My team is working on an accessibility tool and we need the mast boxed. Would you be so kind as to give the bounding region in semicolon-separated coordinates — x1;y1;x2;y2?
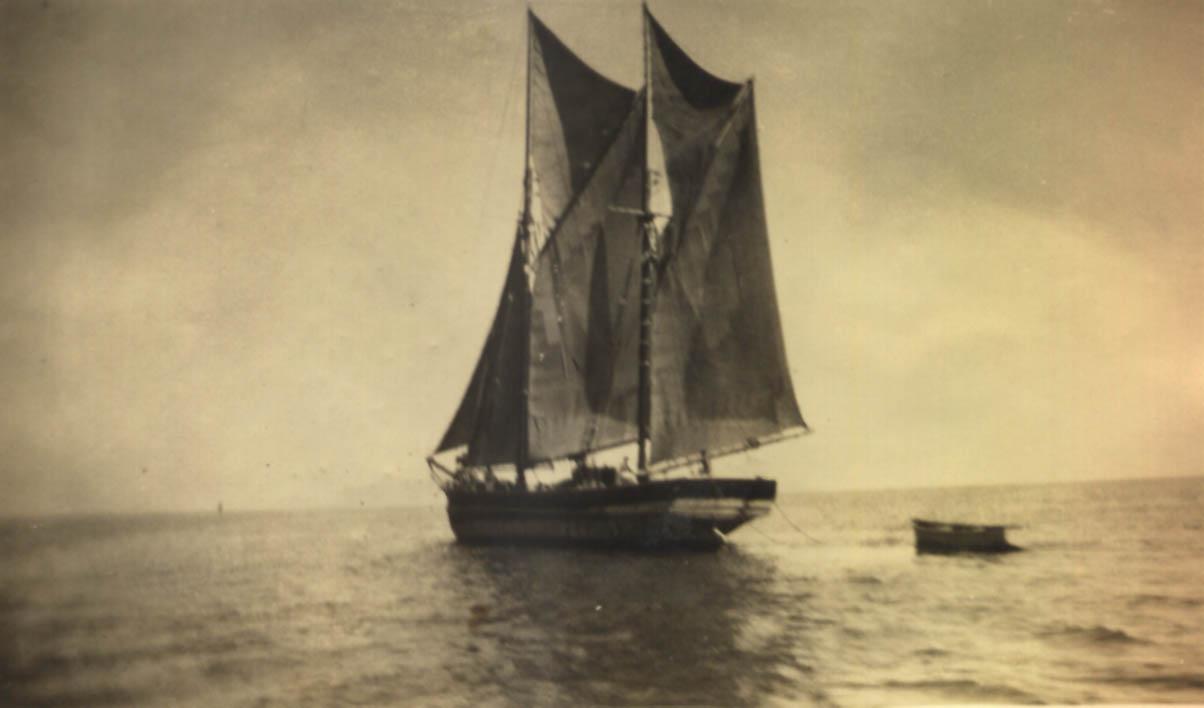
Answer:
637;3;654;480
516;11;535;490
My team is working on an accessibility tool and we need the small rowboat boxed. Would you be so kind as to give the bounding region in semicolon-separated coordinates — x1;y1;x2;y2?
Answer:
912;518;1021;554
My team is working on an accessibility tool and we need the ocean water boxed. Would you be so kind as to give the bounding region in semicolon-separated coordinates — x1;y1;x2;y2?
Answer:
1;476;1201;707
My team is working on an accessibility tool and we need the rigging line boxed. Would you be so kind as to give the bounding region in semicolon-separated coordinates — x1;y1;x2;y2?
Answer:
476;14;527;251
746;518;779;545
773;500;821;544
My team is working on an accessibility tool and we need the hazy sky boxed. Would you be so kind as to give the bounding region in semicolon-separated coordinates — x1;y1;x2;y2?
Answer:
1;0;1200;515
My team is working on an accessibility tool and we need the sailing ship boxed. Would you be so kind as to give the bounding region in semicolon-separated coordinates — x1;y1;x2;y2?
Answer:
426;6;808;550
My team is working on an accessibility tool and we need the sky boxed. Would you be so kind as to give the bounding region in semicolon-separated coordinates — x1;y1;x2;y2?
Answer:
1;0;1200;515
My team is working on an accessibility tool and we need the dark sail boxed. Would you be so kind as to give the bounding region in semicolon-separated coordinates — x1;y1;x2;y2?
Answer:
527;98;644;462
437;12;640;465
435;234;528;464
646;10;806;466
526;12;637;257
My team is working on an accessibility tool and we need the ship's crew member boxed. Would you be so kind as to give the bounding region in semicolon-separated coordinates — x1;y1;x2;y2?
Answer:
451;455;472;489
452;454;469;488
618;457;636;485
569;452;590;487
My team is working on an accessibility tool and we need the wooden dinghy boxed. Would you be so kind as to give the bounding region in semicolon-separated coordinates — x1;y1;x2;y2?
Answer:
912;518;1021;554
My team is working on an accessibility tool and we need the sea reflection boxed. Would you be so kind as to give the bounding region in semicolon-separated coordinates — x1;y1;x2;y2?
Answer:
439;544;824;706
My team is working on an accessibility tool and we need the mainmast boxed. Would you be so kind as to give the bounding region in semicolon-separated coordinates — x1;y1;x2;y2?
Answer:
516;11;536;490
636;4;655;480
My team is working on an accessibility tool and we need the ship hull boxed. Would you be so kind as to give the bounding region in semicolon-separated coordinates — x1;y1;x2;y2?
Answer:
445;478;775;551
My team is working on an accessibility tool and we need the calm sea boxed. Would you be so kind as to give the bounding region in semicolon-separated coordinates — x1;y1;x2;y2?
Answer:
2;476;1201;706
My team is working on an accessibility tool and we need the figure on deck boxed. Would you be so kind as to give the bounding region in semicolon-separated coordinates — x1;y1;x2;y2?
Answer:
618;457;636;485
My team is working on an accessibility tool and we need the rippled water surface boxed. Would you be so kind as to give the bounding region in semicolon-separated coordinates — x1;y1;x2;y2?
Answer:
2;476;1202;706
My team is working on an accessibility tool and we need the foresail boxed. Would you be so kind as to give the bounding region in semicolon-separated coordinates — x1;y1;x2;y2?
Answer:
435;235;527;465
646;10;806;466
438;12;641;466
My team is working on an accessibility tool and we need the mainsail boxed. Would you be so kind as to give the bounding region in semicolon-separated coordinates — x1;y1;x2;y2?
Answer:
644;10;806;466
437;9;805;470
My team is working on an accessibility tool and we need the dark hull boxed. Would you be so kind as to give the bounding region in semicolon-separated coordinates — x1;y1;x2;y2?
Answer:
445;478;776;551
912;518;1020;554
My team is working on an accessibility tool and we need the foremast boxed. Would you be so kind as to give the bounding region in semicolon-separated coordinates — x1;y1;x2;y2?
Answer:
636;4;655;481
